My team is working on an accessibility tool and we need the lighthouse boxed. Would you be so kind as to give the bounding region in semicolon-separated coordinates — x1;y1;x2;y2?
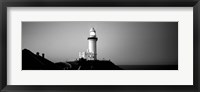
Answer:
87;27;98;60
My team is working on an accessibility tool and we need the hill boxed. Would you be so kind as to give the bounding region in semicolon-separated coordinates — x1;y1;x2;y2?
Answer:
22;49;61;70
22;49;122;70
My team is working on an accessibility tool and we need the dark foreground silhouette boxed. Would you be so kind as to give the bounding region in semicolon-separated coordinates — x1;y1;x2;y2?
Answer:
22;49;178;70
22;49;121;70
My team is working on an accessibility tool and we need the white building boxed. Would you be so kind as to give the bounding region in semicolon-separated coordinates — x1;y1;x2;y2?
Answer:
79;28;98;60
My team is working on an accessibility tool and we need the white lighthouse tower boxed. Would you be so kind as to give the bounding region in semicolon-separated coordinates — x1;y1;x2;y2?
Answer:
87;27;98;60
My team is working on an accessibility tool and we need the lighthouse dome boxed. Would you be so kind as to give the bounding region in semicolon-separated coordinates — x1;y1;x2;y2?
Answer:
89;27;96;37
90;27;96;32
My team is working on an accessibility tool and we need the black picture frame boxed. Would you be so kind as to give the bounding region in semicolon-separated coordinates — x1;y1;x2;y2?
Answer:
0;0;199;92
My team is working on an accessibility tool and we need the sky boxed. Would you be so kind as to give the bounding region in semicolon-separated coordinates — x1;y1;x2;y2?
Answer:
22;22;178;65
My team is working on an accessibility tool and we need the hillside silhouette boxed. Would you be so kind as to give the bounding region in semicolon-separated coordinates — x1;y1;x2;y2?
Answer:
22;49;61;70
22;49;122;70
22;49;177;70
